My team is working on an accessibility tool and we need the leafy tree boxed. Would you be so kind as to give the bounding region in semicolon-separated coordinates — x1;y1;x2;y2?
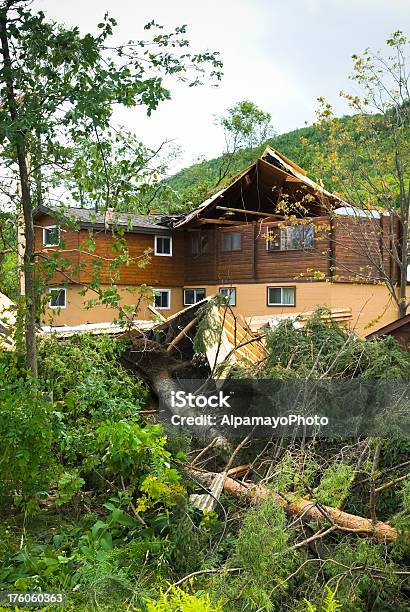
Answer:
0;0;222;376
215;99;275;186
165;100;275;210
219;99;275;151
57;128;179;214
0;351;55;509
0;209;16;296
311;31;409;317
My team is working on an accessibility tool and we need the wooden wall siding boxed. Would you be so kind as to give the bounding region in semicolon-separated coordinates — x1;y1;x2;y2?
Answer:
184;217;331;285
184;229;217;284
332;215;397;283
35;214;185;287
217;225;255;282
77;230;185;287
254;217;330;282
34;214;80;283
35;211;400;291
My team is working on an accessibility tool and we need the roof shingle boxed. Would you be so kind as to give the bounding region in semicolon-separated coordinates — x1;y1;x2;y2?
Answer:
33;205;177;233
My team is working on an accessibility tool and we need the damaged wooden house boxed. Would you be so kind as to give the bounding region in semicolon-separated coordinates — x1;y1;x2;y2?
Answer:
33;146;409;337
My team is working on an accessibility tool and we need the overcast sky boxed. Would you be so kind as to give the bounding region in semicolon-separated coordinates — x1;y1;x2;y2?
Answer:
33;0;409;172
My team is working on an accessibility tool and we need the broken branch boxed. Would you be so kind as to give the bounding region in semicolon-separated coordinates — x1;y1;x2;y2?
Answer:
187;468;398;542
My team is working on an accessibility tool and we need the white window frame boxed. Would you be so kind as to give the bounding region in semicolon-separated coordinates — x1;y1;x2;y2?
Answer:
219;287;236;306
48;287;67;309
43;225;60;247
183;288;206;306
267;286;296;307
153;288;171;310
154;235;173;257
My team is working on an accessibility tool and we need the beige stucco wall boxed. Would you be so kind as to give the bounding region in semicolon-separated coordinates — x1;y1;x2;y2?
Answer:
186;281;405;337
42;285;184;327
44;280;408;337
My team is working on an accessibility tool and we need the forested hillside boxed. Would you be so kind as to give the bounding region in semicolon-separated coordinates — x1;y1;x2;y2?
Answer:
164;116;353;211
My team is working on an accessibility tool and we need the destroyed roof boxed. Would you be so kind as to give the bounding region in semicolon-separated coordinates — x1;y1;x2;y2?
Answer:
173;146;350;228
122;296;266;372
33;205;177;234
33;147;353;233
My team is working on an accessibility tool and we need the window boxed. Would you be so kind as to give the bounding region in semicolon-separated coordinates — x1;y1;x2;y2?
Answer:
43;225;60;247
183;288;205;306
267;286;295;306
266;224;314;251
219;287;236;306
49;287;66;308
222;232;241;251
191;233;209;255
155;235;172;256
153;288;171;310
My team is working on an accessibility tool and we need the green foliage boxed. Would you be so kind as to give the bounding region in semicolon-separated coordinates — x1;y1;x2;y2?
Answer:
146;586;223;612
1;316;410;610
55;470;85;507
400;475;410;511
323;539;404;611
0;333;196;609
219;100;275;149
0;212;17;298
315;464;354;506
97;419;185;511
310;32;409;313
38;334;148;471
304;587;342;612
165;503;210;577
0;353;55;508
264;309;410;380
393;475;410;535
212;495;302;610
192;297;224;358
58;129;177;214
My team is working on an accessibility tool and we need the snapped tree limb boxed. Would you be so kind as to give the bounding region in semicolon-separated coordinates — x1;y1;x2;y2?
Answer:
187;468;399;543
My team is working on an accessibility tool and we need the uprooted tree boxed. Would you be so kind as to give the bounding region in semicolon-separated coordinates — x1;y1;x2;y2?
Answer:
2;309;409;610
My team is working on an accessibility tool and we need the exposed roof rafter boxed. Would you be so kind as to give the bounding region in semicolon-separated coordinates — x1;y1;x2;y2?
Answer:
174;146;350;229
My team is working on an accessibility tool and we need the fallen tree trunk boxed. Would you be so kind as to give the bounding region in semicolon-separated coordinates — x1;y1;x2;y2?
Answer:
187;468;398;543
122;341;230;449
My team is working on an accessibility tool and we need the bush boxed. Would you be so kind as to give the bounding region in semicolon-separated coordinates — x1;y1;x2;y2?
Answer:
146;586;223;612
37;334;149;481
0;352;55;509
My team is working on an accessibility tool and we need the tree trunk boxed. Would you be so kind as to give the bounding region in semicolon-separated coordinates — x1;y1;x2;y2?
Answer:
122;341;230;448
398;220;408;318
33;127;43;208
188;468;398;543
0;8;38;377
